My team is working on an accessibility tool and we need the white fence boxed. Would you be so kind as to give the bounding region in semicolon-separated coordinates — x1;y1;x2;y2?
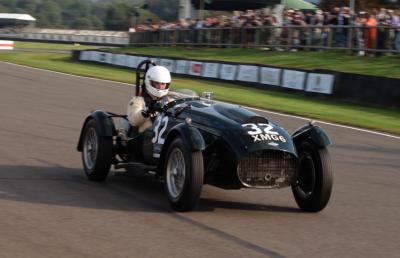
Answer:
0;28;129;45
79;50;335;95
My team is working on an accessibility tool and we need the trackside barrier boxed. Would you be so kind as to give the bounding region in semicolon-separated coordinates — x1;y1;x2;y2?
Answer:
73;50;400;108
0;29;129;46
21;33;129;45
76;49;335;94
0;40;14;50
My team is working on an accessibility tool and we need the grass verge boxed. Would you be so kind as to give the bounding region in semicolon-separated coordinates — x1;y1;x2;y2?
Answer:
0;50;399;135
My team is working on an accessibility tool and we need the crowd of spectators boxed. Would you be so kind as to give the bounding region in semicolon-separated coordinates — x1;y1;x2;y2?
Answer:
133;6;400;54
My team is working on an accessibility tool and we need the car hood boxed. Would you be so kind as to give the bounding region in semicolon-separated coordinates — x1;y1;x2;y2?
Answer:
179;101;297;158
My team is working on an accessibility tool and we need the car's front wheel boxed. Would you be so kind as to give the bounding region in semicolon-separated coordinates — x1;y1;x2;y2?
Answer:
164;137;204;211
82;119;113;181
292;141;333;212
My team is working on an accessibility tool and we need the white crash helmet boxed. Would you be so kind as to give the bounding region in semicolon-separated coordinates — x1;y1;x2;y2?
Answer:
144;66;171;98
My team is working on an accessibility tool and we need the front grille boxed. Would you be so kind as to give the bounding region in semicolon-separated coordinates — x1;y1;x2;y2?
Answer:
237;151;297;188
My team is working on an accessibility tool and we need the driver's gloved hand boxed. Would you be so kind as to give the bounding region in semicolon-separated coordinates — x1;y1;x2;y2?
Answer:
142;101;163;118
148;101;163;113
141;109;150;118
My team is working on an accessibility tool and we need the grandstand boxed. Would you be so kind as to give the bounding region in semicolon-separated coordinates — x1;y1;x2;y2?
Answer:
0;13;36;36
0;14;128;46
0;13;36;29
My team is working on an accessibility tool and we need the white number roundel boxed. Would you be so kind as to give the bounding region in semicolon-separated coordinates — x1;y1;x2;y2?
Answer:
242;123;279;135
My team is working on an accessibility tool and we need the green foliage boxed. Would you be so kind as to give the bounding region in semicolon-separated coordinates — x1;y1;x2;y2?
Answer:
0;4;9;12
319;0;399;10
71;17;93;29
147;0;178;21
0;0;159;30
0;0;17;9
35;0;62;27
104;3;131;30
15;0;38;13
89;15;104;29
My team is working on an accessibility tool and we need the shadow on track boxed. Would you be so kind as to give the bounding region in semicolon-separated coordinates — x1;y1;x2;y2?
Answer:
0;165;298;215
0;164;289;257
197;198;300;213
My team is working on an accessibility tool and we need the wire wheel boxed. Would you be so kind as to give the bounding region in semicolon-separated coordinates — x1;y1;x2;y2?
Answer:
83;127;98;170
81;119;113;182
166;148;186;199
164;137;204;211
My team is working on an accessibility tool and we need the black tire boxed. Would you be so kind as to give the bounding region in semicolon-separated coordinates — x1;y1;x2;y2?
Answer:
81;119;113;181
292;141;333;212
164;137;204;211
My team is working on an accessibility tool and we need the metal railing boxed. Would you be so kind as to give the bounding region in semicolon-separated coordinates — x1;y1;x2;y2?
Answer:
0;28;130;45
130;25;400;54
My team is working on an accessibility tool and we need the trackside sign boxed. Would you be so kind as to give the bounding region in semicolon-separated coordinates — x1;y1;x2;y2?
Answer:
0;40;14;50
78;50;337;95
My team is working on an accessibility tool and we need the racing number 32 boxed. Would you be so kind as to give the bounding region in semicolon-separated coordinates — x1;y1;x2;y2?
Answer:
242;123;287;143
242;123;278;135
152;116;169;144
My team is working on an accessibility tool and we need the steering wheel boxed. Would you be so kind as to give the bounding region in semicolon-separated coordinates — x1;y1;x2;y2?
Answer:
135;59;156;96
162;96;200;115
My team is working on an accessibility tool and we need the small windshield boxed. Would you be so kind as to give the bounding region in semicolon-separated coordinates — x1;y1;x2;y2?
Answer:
167;89;198;100
162;89;199;110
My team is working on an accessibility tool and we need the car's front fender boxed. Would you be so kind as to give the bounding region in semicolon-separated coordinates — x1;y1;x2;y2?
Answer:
155;122;205;175
76;110;115;151
292;122;332;148
165;123;206;151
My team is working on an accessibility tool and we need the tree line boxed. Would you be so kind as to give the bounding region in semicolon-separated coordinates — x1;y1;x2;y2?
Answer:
319;0;399;10
0;0;178;31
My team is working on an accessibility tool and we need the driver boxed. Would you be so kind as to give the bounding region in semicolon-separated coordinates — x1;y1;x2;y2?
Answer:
127;65;171;133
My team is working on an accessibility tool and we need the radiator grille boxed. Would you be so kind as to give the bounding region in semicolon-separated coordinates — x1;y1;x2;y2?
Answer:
237;151;297;188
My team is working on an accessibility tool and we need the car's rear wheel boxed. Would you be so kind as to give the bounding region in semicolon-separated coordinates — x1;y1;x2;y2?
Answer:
82;119;113;181
292;141;333;212
164;137;203;211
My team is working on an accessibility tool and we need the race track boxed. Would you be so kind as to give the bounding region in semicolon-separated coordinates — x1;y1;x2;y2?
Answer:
0;62;399;258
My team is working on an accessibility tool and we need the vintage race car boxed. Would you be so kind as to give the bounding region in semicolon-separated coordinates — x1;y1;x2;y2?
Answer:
77;60;333;212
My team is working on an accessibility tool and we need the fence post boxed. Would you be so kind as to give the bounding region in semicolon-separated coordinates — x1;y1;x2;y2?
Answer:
372;26;378;55
307;26;312;51
346;25;353;54
255;28;260;46
287;26;292;51
198;29;202;47
229;27;233;47
173;30;177;46
218;29;223;47
240;28;245;48
327;26;333;48
271;26;276;48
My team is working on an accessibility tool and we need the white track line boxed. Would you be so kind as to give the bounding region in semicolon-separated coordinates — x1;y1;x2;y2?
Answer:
0;61;133;86
2;61;399;140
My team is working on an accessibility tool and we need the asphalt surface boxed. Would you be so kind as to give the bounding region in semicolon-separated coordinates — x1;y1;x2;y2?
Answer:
0;61;399;258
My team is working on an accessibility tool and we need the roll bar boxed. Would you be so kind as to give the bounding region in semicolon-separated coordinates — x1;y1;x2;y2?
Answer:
135;59;156;96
